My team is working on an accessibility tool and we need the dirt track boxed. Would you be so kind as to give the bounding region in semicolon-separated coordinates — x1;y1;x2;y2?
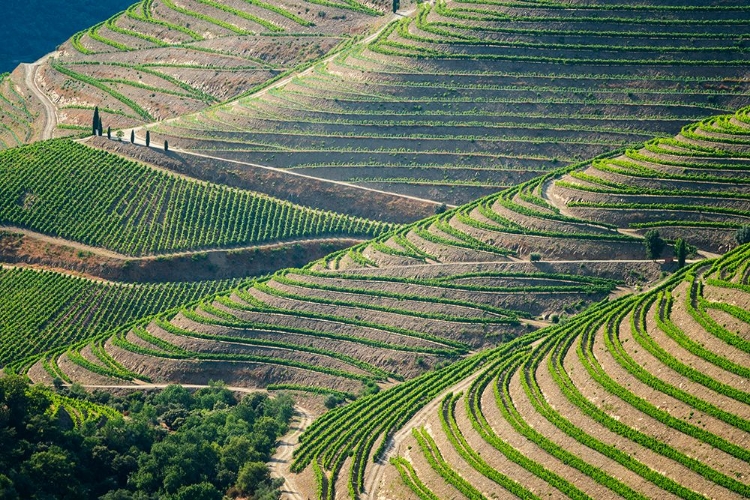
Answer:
24;54;58;140
270;407;314;500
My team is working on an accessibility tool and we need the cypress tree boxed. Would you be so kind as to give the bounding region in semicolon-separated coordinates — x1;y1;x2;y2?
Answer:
145;130;150;147
164;140;169;152
130;130;135;143
107;126;111;140
97;116;103;136
92;107;99;136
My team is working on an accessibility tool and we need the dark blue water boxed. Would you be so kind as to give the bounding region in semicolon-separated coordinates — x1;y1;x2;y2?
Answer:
1;0;134;73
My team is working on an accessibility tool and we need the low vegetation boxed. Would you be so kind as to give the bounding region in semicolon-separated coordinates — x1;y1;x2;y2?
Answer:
0;265;239;374
2;0;391;142
551;106;750;251
0;3;748;500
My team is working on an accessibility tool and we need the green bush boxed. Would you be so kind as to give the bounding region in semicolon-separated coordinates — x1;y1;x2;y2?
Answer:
735;225;750;245
644;229;665;259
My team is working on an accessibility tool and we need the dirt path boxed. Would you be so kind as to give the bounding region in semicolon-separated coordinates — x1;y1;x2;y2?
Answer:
350;258;680;274
174;149;452;208
362;370;482;499
541;178;581;220
1;224;129;259
74;382;264;392
108;132;449;209
270;406;314;500
23;54;58;140
0;224;366;262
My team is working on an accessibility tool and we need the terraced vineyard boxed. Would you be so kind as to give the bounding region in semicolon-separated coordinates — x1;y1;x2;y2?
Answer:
0;139;390;256
309;106;750;272
33;261;622;393
28;105;741;500
0;264;239;375
151;0;750;205
0;72;40;149
27;108;750;395
550;108;750;252
1;2;749;499
0;0;393;144
291;241;750;500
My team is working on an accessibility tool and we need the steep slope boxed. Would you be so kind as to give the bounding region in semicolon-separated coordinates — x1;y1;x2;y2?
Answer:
32;108;750;401
293;238;750;500
150;0;750;205
325;106;750;271
0;138;391;258
0;264;238;376
549;108;750;252
0;0;392;146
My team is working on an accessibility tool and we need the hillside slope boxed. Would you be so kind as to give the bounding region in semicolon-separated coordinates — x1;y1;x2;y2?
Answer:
0;0;393;147
149;0;750;205
295;242;750;500
0;264;239;376
0;138;391;258
25;108;749;406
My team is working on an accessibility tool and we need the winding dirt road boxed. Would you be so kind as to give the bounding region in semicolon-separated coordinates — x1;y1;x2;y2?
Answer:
270;406;314;500
23;55;58;140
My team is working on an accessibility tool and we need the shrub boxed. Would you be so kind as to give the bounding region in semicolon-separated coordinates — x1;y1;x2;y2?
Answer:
324;394;343;409
530;252;542;262
735;225;750;245
644;230;665;260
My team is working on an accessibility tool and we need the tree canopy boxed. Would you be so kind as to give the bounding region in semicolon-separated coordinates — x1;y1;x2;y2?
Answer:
0;377;292;499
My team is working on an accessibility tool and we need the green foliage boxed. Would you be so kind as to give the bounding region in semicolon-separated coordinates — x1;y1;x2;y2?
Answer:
294;245;750;499
390;456;439;500
675;238;687;268
324;394;345;409
735;225;750;245
0;139;391;256
0;377;292;499
644;229;665;260
0;265;239;371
